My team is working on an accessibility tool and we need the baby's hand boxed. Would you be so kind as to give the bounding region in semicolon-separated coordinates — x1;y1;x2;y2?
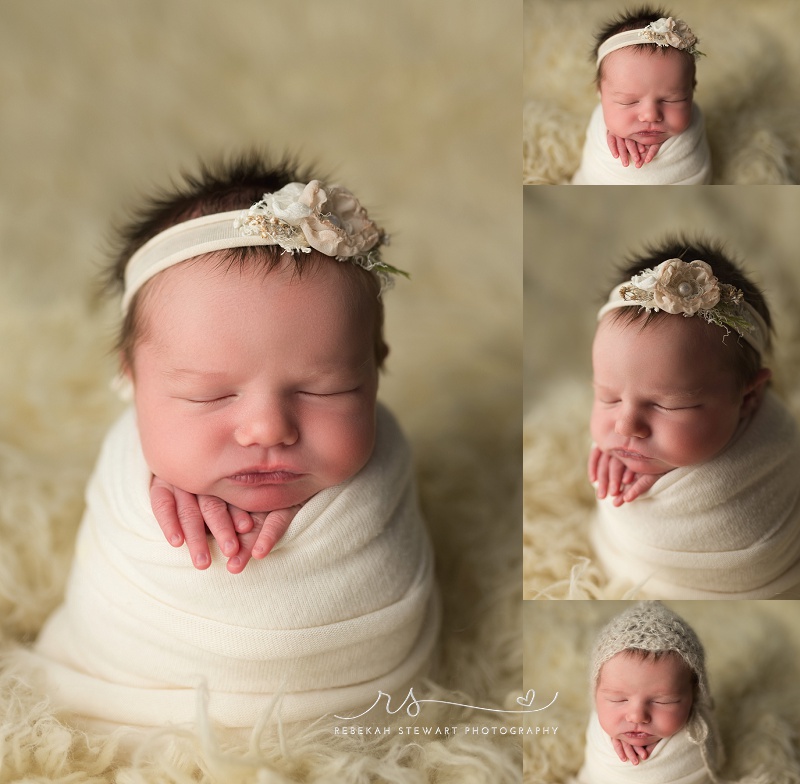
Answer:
229;505;303;574
612;737;658;765
149;477;300;572
606;132;662;168
588;446;664;506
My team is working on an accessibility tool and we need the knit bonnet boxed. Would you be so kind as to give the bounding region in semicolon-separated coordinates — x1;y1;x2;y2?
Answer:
590;602;722;779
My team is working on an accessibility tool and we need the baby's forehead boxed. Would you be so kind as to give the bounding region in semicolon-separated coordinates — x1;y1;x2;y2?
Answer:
600;47;693;84
599;649;692;682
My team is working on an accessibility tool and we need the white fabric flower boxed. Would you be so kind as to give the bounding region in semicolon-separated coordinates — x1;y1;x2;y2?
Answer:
652;260;720;315
260;182;313;224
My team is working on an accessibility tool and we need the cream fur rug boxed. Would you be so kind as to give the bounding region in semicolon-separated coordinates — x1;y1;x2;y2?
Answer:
523;602;800;783
523;0;800;184
0;2;521;780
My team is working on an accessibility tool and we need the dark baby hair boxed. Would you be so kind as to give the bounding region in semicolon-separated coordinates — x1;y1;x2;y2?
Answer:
103;151;389;371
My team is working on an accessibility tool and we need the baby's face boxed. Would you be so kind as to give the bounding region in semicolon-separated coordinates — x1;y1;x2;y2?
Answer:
599;47;694;145
596;651;694;747
591;315;752;475
129;256;379;513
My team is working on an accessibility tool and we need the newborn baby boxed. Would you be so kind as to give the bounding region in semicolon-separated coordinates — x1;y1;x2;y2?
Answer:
17;156;439;732
589;238;800;598
575;602;721;784
572;8;711;184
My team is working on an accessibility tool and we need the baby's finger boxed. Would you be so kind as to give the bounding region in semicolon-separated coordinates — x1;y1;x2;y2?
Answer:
595;451;611;499
173;488;212;570
612;738;628;762
150;479;184;547
229;505;254;534
624;138;640;166
606;132;621;159
252;506;301;559
588;445;603;483
623;742;641;765
642;142;661;165
608;457;625;497
623;472;662;503
197;495;239;558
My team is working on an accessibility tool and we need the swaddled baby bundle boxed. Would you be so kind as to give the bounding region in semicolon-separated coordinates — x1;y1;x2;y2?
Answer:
571;103;711;184
577;712;711;784
575;602;720;784
22;403;439;728
592;392;800;598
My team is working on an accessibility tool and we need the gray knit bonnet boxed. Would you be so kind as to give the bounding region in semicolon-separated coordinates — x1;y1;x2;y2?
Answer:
590;602;722;779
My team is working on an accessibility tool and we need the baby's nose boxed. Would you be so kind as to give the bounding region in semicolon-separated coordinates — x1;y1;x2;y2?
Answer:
615;407;648;439
235;401;298;449
638;102;663;123
626;704;650;724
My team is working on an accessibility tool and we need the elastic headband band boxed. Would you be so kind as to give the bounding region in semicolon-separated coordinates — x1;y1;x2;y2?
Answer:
597;259;768;356
121;180;403;314
122;211;267;313
596;17;700;67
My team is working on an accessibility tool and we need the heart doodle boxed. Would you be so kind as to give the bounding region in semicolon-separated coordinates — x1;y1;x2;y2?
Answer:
517;689;535;707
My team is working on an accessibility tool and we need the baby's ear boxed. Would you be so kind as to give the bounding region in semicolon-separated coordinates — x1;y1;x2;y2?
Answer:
741;367;772;418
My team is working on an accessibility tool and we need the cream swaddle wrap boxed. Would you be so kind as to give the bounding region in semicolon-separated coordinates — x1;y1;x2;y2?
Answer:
571;103;711;185
27;402;439;728
592;391;800;599
577;712;710;784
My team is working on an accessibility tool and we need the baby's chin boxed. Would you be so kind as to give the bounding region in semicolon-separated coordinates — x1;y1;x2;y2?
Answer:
614;731;663;746
213;480;320;514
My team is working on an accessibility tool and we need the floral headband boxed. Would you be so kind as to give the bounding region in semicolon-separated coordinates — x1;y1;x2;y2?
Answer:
597;17;702;66
597;259;768;355
122;180;405;313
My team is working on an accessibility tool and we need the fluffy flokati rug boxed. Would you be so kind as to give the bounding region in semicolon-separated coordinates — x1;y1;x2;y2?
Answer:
523;0;800;184
522;601;800;784
0;2;521;780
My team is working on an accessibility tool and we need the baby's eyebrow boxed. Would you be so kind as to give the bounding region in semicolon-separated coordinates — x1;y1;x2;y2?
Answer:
163;367;230;381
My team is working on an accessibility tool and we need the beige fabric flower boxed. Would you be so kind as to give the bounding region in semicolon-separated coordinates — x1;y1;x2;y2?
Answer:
298;181;382;257
653;259;720;315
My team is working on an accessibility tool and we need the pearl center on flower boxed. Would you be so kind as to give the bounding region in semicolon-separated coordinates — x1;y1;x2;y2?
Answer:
678;281;694;297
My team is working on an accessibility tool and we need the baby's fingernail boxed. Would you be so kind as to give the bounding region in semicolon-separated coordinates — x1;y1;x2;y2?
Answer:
194;553;210;567
222;540;236;555
236;520;249;532
228;556;241;568
170;534;182;546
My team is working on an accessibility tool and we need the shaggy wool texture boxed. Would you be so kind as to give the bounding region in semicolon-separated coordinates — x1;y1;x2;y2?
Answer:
523;0;800;184
522;601;800;784
0;2;521;781
523;185;800;601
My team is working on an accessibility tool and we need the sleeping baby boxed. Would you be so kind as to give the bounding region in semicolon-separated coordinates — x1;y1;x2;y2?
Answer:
589;237;800;598
575;601;722;784
17;154;439;731
572;7;711;185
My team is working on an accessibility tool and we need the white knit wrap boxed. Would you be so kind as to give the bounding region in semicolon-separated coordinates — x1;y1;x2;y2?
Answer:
571;103;711;185
591;392;800;598
581;601;720;783
576;711;711;784
26;403;439;728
